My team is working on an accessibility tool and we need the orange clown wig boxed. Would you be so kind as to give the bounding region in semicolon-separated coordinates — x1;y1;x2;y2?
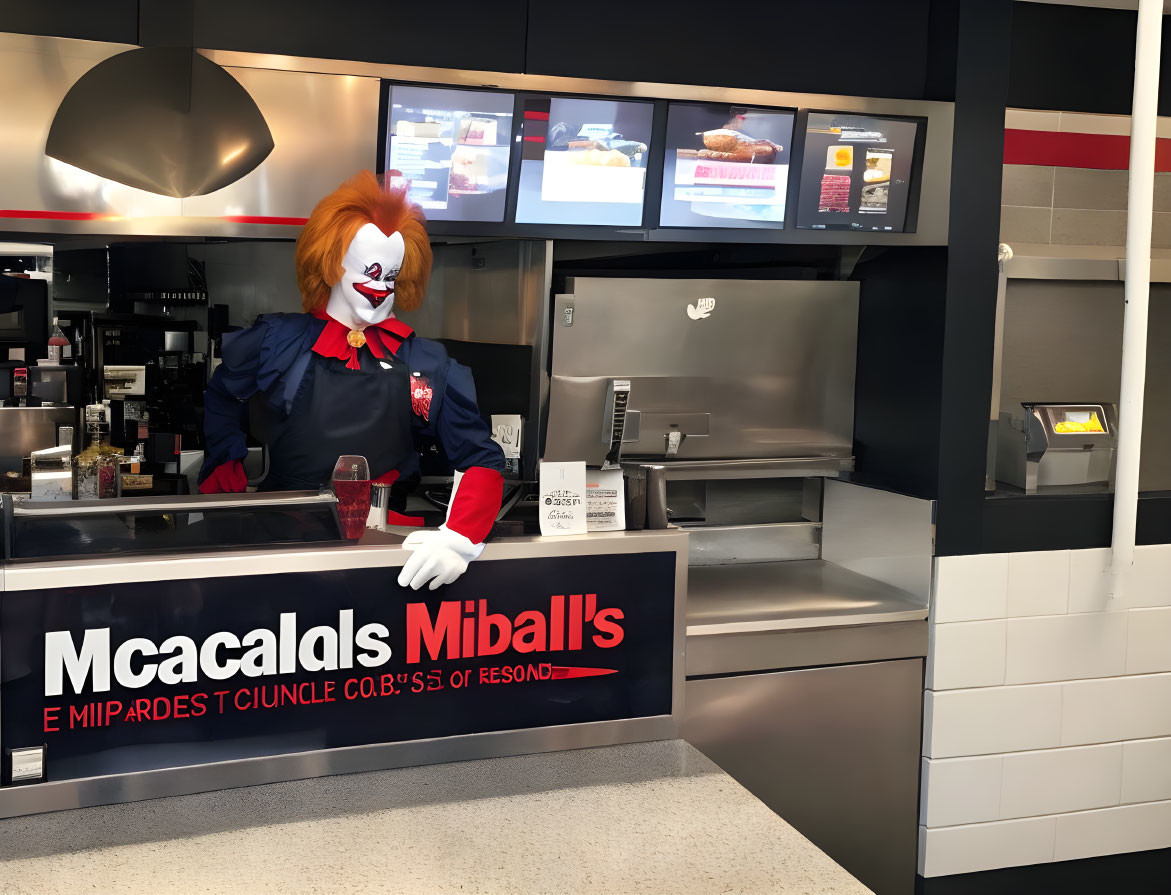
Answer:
295;170;432;314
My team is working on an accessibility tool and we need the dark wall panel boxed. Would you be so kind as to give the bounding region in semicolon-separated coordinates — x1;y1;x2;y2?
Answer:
4;1;957;102
851;247;947;500
0;0;137;44
1008;2;1171;117
983;493;1171;553
924;0;960;102
526;0;937;100
934;0;1012;556
1009;3;1137;115
192;0;528;73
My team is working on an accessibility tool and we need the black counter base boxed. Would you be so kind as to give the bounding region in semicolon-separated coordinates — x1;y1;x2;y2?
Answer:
916;847;1171;895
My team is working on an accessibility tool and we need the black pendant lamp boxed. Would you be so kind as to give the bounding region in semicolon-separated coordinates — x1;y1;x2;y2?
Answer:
46;44;274;198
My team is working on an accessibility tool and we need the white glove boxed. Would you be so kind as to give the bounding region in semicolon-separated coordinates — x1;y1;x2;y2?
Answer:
396;525;485;591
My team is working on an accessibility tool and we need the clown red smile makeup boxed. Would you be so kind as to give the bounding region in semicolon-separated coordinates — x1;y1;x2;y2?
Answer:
353;280;392;308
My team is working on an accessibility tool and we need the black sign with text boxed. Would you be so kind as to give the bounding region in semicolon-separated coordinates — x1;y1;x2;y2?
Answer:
0;552;676;783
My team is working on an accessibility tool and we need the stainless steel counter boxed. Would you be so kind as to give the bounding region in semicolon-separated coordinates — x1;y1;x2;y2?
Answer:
681;551;928;894
687;559;927;630
0;527;686;590
685;559;928;677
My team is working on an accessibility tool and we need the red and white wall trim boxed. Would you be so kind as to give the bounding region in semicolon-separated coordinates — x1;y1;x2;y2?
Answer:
1001;108;1171;248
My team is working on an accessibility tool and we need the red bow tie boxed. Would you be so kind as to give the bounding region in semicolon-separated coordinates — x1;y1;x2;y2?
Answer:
311;312;414;370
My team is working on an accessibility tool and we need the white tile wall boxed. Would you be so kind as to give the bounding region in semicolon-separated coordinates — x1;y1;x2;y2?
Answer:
1126;607;1171;674
933;554;1008;623
927;621;1006;690
919;817;1056;877
1127;544;1171;609
1004;612;1127;684
1006;550;1069;617
1061;673;1171;746
1053;800;1171;862
1067;544;1171;613
1067;548;1112;614
1000;744;1122;819
923;547;1171;877
924;684;1063;758
920;756;1003;827
1121;737;1171;804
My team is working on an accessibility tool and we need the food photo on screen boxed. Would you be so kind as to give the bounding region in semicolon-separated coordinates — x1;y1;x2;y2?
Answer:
659;104;794;228
795;112;920;232
514;96;654;226
861;149;893;213
385;85;514;222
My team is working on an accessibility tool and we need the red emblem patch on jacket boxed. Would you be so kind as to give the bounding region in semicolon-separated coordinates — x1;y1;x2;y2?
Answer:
410;373;433;421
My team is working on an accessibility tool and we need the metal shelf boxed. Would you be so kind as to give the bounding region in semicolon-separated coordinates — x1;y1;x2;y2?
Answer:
11;490;333;517
625;457;854;481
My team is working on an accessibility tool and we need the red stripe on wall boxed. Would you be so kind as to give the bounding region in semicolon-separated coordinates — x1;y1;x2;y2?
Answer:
1004;128;1171;172
523;110;550;121
0;211;308;225
0;209;119;221
522;135;545;143
218;215;308;225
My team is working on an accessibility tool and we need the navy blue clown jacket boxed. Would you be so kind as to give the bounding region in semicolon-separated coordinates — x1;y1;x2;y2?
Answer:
198;312;504;541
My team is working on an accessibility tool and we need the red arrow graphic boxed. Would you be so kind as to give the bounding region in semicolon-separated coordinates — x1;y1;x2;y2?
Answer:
549;666;618;680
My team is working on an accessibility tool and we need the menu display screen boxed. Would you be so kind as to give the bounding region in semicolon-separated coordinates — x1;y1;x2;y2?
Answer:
659;103;794;228
385;85;514;222
795;112;921;232
514;96;654;226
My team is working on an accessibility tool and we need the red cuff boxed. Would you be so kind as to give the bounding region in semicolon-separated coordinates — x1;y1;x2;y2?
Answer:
387;510;425;527
198;460;248;494
446;466;503;544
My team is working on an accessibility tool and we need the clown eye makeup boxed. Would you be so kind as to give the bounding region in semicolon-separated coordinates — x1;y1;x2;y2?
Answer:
383;268;399;283
363;262;383;280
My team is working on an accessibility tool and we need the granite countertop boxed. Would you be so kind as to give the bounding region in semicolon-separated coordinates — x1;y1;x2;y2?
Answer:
0;741;870;895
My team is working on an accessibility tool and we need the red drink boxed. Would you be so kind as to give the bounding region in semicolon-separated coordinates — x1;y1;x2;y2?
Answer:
334;478;371;540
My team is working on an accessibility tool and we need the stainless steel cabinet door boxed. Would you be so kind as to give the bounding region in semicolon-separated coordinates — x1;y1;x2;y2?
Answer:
683;659;923;895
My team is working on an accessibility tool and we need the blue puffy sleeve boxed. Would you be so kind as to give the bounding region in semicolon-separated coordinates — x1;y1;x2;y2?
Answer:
198;322;265;482
436;360;506;473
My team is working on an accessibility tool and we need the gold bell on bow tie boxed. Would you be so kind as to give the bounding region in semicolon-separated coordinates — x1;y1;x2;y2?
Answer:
346;330;367;349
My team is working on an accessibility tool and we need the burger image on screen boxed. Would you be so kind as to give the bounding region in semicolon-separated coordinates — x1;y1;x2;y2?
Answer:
684;128;782;163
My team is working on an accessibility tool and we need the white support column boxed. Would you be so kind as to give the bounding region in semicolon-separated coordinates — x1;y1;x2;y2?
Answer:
1110;0;1163;597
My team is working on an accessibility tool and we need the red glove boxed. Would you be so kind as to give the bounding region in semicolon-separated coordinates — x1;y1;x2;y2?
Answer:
198;460;248;494
445;466;503;545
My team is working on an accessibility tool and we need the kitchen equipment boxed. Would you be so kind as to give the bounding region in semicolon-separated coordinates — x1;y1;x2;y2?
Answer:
29;363;81;406
367;481;393;531
0;272;49;363
29;444;72;501
0;406;75;475
103;364;147;397
996;402;1118;493
544;277;858;465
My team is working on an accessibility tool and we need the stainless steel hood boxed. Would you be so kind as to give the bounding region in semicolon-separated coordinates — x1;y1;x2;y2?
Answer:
45;46;274;198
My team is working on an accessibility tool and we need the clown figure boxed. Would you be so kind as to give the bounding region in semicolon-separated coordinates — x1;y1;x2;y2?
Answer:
198;171;505;590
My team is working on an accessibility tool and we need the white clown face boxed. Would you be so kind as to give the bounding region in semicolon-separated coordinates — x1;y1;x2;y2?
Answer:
325;222;406;330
